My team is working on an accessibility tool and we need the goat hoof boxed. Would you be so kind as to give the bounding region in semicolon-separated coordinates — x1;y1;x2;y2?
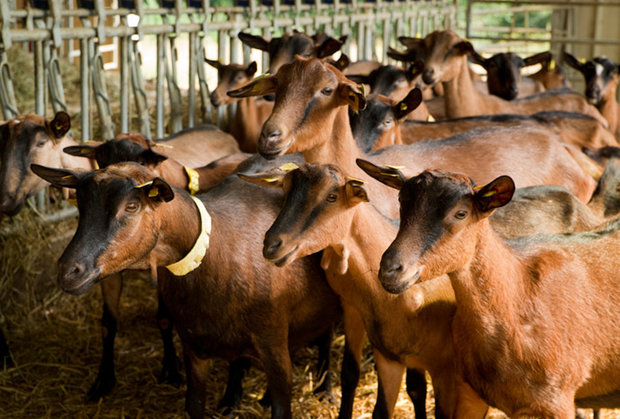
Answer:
315;389;336;404
159;359;183;387
218;393;242;413
86;372;116;401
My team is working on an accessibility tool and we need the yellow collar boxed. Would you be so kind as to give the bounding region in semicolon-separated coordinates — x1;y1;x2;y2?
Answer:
166;195;211;276
184;166;200;195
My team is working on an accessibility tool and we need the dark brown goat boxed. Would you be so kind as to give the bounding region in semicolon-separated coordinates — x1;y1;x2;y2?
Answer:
564;53;620;139
238;30;345;74
228;57;595;220
32;162;340;419
469;50;565;100
363;163;620;418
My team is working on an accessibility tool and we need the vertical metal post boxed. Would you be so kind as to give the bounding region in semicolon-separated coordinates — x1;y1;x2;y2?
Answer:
120;35;130;133
34;41;45;116
188;31;197;128
80;38;90;141
156;33;165;138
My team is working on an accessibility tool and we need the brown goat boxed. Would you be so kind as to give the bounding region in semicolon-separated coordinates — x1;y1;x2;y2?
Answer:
228;57;596;219
405;30;608;125
206;60;274;152
31;162;340;419
241;163;489;418
363;163;620;418
564;53;620;140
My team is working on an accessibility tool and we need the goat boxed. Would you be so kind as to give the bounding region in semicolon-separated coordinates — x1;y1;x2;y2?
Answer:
564;53;620;139
351;91;617;152
238;30;345;74
362;162;620;418
31;161;340;419
227;56;596;221
0;112;239;399
346;63;430;121
469;50;564;100
205;60;274;153
397;30;608;125
241;163;489;418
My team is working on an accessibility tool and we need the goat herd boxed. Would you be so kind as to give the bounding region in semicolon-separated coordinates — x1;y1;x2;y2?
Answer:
1;28;620;418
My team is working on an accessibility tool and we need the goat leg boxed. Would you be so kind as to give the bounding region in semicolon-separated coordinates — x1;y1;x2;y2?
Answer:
157;293;182;386
338;305;366;419
373;349;406;419
184;348;210;419
0;327;14;368
217;357;252;412
255;335;293;419
312;327;334;402
406;368;428;419
87;274;123;400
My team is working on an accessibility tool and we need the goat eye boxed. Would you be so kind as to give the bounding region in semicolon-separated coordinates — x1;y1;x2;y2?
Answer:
326;193;337;202
455;210;467;220
384;118;393;125
125;202;140;213
37;140;47;147
321;87;334;96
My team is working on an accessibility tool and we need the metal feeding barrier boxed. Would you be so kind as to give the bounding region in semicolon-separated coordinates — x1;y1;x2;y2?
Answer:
0;0;455;223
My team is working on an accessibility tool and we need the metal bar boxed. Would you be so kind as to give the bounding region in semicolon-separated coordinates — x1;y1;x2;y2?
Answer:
466;35;620;45
120;35;130;133
469;0;620;5
129;40;151;137
34;41;45;116
156;34;165;139
188;31;197;128
80;38;90;141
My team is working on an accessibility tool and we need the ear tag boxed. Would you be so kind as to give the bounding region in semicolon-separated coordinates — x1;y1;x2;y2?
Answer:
55;121;64;131
148;187;160;198
61;175;73;180
279;162;299;172
359;83;366;97
347;176;365;184
481;190;496;198
261;177;280;183
579;58;586;64
135;181;154;189
385;164;405;170
549;59;556;70
155;143;173;149
473;185;484;191
427;114;436;122
399;102;408;111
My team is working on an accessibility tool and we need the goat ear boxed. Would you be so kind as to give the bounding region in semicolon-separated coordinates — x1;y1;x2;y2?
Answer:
469;50;488;68
393;88;423;120
474;175;515;213
63;145;98;159
452;41;474;56
315;36;345;58
238;32;270;52
406;61;424;81
523;51;551;67
246;61;258;77
332;54;350;71
346;74;371;85
237;171;286;188
141;148;168;166
227;75;277;98
398;36;423;50
387;47;412;63
48;111;71;140
338;83;366;113
30;164;83;188
356;158;405;190
138;177;174;203
205;58;221;69
562;51;585;73
345;178;369;206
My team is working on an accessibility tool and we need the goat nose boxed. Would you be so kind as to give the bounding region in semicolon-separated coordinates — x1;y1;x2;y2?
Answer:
62;262;85;283
263;236;283;259
422;68;436;85
210;92;221;107
379;261;403;281
259;129;283;159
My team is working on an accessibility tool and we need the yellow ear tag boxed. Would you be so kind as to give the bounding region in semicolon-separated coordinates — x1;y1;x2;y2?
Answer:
399;103;408;111
61;175;73;180
155;143;173;149
579;58;586;64
279;162;299;172
385;165;405;170
184;166;200;195
347;177;365;184
549;59;556;70
148;187;159;198
359;83;366;97
473;185;484;191
481;190;496;198
55;122;63;131
135;181;154;189
261;177;281;183
427;114;436;122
